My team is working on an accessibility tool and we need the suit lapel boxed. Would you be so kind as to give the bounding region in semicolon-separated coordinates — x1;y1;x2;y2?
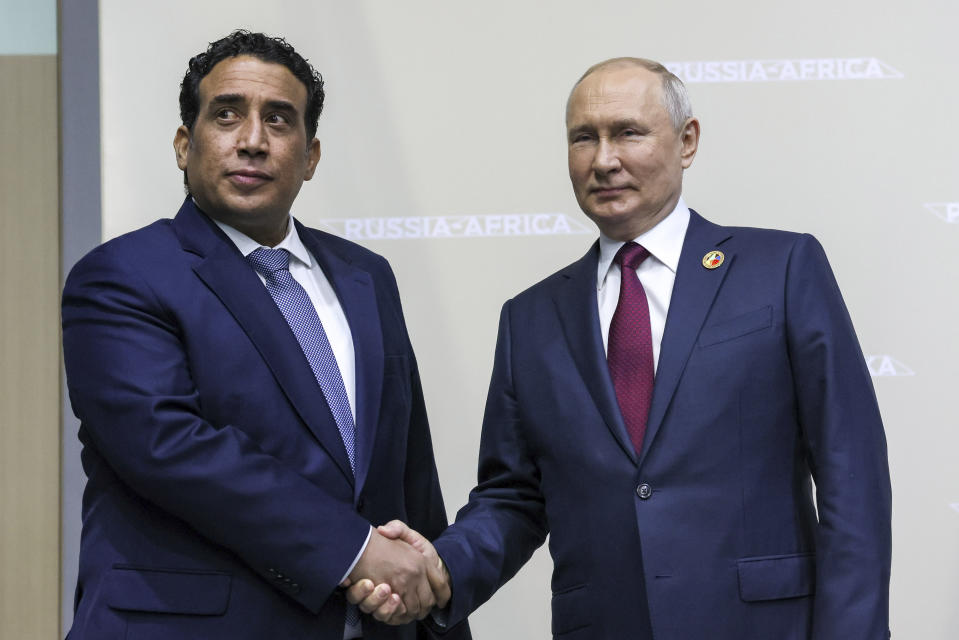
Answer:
638;210;733;466
297;222;384;497
552;243;638;464
172;199;355;484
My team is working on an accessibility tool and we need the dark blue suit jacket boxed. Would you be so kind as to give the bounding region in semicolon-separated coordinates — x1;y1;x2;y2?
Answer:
62;199;469;639
433;211;890;639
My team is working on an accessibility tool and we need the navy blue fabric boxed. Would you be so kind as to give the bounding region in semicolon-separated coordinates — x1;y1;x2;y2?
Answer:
433;211;891;639
62;198;469;640
247;247;357;473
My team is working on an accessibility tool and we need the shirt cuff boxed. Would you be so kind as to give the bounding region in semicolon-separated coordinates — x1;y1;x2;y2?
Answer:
430;606;450;628
340;526;373;584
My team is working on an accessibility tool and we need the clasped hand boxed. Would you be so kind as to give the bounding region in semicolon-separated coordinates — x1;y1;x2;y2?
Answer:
341;520;449;625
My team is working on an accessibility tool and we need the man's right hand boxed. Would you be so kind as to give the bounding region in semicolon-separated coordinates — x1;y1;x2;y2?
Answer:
345;521;450;624
346;528;436;623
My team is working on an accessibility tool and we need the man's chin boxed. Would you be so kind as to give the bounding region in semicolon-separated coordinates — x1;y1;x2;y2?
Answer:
198;197;285;226
584;203;639;226
217;193;284;218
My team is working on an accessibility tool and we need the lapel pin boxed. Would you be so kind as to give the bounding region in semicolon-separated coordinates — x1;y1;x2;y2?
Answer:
702;250;724;269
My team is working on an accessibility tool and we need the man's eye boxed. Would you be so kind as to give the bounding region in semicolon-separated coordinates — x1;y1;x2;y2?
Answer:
266;113;289;125
216;109;239;121
571;133;593;143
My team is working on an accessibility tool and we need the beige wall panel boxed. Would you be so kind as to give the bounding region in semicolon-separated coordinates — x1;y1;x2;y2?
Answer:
0;54;61;639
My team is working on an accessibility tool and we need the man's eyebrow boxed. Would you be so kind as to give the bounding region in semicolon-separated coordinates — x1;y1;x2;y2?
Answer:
263;99;298;114
206;95;298;114
607;118;644;129
567;123;595;138
208;93;244;107
569;118;647;133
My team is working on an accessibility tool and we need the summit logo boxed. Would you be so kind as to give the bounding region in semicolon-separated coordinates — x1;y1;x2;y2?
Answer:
319;213;594;241
923;203;959;224
665;57;903;83
865;355;915;377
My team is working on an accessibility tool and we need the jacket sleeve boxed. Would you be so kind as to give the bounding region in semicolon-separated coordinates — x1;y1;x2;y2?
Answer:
432;300;549;627
784;234;891;640
62;244;371;613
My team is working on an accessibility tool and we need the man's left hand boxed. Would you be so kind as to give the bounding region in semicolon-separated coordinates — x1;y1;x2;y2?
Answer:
344;520;450;624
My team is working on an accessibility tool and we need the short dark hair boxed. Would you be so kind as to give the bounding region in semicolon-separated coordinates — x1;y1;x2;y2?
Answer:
179;30;325;140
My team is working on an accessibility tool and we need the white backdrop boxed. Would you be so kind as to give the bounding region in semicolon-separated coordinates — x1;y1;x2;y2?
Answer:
93;1;959;636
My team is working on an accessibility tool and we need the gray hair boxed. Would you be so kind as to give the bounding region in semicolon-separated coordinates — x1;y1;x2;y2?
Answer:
567;57;693;132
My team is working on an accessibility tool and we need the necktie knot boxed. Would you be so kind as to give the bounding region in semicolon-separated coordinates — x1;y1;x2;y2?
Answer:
247;248;291;278
615;242;650;271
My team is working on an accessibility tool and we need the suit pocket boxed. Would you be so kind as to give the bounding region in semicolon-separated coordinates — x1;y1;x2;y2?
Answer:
737;552;815;602
105;565;232;615
383;354;409;376
699;305;772;347
381;353;412;420
551;584;591;636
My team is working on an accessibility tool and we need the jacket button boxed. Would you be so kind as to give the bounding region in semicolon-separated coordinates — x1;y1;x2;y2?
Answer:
636;483;652;500
356;498;365;512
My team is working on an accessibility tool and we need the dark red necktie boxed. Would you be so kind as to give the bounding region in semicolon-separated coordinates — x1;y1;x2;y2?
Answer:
607;242;654;456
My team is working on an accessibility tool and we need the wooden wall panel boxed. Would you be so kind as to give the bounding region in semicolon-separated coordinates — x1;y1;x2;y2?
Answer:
0;54;61;639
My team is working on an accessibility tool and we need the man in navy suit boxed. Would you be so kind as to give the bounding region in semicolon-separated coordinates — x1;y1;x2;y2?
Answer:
62;31;468;639
353;58;891;638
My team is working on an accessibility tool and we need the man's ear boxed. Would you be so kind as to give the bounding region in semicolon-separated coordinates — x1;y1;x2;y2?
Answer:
174;125;191;170
304;137;321;180
679;117;700;169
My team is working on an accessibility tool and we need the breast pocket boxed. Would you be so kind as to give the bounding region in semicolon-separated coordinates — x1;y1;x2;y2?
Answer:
699;305;772;347
383;355;410;393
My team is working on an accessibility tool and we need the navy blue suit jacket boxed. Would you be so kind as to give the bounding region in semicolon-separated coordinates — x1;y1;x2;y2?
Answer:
433;211;890;639
63;199;469;640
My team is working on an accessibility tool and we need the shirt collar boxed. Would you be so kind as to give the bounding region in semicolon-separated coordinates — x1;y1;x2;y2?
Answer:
596;197;690;291
213;215;314;269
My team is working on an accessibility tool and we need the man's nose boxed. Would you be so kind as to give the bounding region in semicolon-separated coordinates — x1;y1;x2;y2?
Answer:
237;118;268;156
592;138;621;174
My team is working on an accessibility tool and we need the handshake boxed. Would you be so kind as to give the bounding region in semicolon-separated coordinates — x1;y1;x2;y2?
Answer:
341;520;449;625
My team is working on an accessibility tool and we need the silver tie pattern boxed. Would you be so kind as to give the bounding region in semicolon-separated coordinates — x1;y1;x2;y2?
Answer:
247;248;356;472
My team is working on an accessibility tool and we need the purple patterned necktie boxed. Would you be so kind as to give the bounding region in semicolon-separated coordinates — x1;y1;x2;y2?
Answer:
607;242;654;456
247;248;361;629
247;248;356;472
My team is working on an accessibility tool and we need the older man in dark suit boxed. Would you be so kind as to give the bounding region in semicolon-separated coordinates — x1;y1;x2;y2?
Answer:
352;57;891;640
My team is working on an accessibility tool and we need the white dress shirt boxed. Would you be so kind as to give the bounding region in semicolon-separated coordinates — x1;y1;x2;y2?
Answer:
596;198;690;372
215;217;357;418
214;216;368;639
